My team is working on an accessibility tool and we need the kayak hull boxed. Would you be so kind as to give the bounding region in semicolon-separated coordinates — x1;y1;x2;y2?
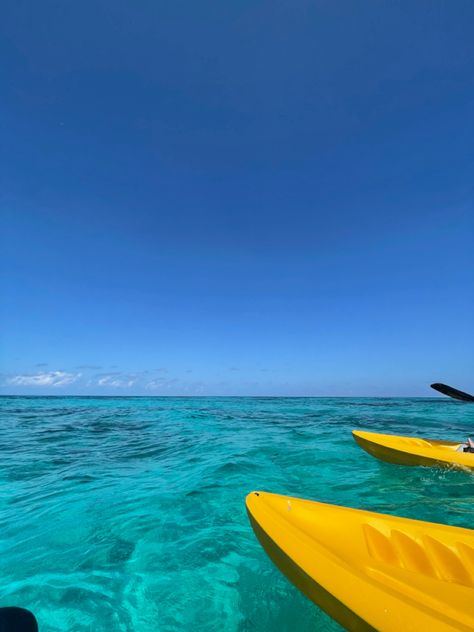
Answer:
246;491;474;632
248;509;374;631
352;430;474;471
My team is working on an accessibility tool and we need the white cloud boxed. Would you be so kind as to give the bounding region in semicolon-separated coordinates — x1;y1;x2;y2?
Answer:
97;374;137;388
145;377;178;390
7;371;81;387
145;379;166;390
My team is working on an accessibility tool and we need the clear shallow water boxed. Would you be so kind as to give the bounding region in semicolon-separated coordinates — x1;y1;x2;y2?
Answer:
1;397;473;631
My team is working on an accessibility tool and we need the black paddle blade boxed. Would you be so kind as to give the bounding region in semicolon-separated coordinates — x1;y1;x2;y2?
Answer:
431;383;474;402
0;607;38;632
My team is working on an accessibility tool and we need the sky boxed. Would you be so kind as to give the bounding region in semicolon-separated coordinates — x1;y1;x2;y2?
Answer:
1;0;473;396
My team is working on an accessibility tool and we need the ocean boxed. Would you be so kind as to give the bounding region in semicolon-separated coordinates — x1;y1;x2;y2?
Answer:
1;396;473;631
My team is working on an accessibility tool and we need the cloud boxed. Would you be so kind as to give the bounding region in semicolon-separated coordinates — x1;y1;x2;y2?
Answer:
96;373;137;388
145;379;164;390
146;377;178;390
76;364;102;370
7;371;81;387
35;363;48;367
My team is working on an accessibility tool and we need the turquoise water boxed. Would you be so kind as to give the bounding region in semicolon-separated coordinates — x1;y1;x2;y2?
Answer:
1;397;473;631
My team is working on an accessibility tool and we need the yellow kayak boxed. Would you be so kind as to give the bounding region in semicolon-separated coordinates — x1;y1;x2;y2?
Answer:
246;491;474;631
353;430;474;471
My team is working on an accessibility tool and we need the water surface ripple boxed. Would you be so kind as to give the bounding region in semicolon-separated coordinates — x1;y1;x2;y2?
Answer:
1;397;473;631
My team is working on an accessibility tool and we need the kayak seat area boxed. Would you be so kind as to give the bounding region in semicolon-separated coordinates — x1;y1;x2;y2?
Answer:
363;524;474;587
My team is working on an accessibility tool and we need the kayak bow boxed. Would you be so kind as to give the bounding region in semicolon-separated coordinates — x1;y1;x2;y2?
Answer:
353;430;474;471
246;491;474;631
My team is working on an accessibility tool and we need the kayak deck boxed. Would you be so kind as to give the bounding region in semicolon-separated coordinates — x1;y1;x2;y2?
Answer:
352;430;474;471
246;491;474;631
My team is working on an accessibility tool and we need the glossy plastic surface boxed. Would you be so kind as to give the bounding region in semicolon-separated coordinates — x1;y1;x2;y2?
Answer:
353;430;474;471
246;491;474;632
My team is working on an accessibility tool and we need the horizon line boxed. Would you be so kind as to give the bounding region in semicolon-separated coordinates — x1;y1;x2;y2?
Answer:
0;393;446;399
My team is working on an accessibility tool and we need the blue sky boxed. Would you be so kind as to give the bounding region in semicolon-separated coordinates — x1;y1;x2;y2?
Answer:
1;0;473;396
